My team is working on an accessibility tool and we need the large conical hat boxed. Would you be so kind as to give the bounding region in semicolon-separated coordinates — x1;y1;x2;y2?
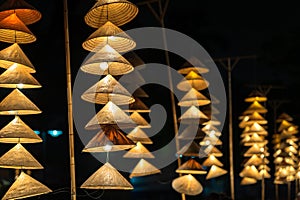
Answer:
82;21;136;52
243;155;264;166
206;165;227;179
129;159;160;178
202;155;223;167
127;127;153;144
0;43;35;72
81;74;134;105
278;120;293;132
84;0;138;28
177;57;209;74
177;125;206;140
177;71;209;91
81;162;133;190
81;44;133;75
176;158;207;174
239;165;261;180
240;177;257;185
0;13;36;43
0;115;42;143
122;97;150;112
0;0;42;25
244;90;267;102
130;111;151;128
243;101;267;115
178;88;210;107
177;141;200;157
2;171;52;200
123;142;154;158
276;113;293;123
0;88;41;115
172;174;203;196
178;106;209;124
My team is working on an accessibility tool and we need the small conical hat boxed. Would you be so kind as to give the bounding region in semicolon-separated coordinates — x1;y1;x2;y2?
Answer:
130;112;151;128
177;141;200;157
242;112;268;127
239;165;260;180
81;162;133;190
0;13;36;43
172;174;203;196
177;71;209;91
202;115;221;126
204;145;223;157
0;0;42;25
82;21;136;52
81;74;134;105
178;88;210;107
2;171;51;199
276;113;293;122
243;144;265;157
0;88;41;115
0;143;43;169
123;142;154;158
240;177;257;185
199;135;222;146
0;115;42;143
177;125;206;140
244;90;267;102
122;97;150;112
127;127;152;144
259;169;271;179
0;63;41;88
243;101;267;114
176;158;207;174
81;44;133;75
84;0;138;28
206;165;227;179
178;106;209;124
177;57;209;74
242;122;268;136
202;155;223;167
278;120;292;132
242;133;267;146
202;124;221;137
129;159;160;178
244;155;264;166
0;43;35;72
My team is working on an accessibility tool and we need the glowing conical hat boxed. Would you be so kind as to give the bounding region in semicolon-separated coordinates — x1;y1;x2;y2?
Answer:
81;74;134;105
243;144;265;157
127;127;153;144
204;145;223;157
178;106;209;124
81;162;133;190
258;165;270;172
178;88;210;107
240;177;257;185
82;21;136;52
206;165;227;179
242;133;267;146
239;165;260;180
2;171;51;199
199;136;222;146
202;115;221;126
81;44;133;75
278;120;293;132
202;124;222;137
129;159;160;178
0;43;35;72
0;115;42;143
177;71;209;91
83;125;135;152
244;155;264;166
176;158;207;174
0;63;41;88
0;0;41;25
202;155;223;167
276;113;293;122
242;122;268;136
242;112;268;127
243;101;267;114
259;169;271;179
0;88;41;115
177;125;206;140
123;142;154;158
122;97;150;112
130;112;151;128
285;125;298;135
244;90;267;102
177;141;200;157
177;57;209;74
85;101;135;130
0;143;43;169
285;145;298;154
0;13;36;43
172;174;203;196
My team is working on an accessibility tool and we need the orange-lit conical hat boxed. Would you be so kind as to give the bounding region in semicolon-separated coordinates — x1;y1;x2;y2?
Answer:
239;165;261;180
130;111;151;128
241;122;268;136
278;120;293;132
199;136;222;146
177;125;206;140
129;159;160;178
244;90;267;102
172;174;203;196
177;57;209;74
259;169;271;179
202;155;223;167
243;144;265;157
243;101;267;115
123;142;154;158
204;145;223;157
176;158;207;174
206;165;227;179
276;113;293;123
177;71;209;91
243;155;264;166
178;106;209;124
240;177;257;185
177;141;200;157
178;88;210;107
241;112;268;127
127;127;153;144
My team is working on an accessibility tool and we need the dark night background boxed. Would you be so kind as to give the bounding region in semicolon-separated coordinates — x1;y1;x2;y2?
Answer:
0;0;300;199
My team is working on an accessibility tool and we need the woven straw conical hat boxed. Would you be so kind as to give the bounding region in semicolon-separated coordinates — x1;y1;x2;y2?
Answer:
244;155;264;166
203;145;223;157
244;90;267;102
2;171;52;200
178;88;210;107
0;115;42;143
0;13;36;43
278;119;293;132
81;162;133;190
176;158;207;174
177;71;209;91
202;124;221;137
177;141;200;157
81;74;134;105
122;97;150;112
240;177;257;185
202;155;223;167
0;88;41;115
127;127;153;144
123;142;154;158
243;101;267;115
82;21;136;52
178;57;209;74
130;111;151;128
0;143;43;169
177;125;206;140
242;122;268;136
243;144;265;157
178;106;209;124
172;174;203;196
206;165;227;180
239;165;261;180
84;0;138;28
129;159;160;178
0;43;35;72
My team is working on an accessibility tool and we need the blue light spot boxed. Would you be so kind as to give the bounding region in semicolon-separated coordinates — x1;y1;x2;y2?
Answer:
34;130;40;135
47;130;63;137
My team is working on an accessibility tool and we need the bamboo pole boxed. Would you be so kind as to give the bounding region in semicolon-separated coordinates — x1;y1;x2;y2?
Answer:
288;182;291;200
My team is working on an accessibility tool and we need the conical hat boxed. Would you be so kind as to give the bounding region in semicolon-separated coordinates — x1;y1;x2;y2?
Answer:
123;142;154;158
202;115;221;126
84;0;138;28
0;63;41;88
83;125;135;152
81;44;133;75
81;162;133;190
130;112;151;128
206;165;227;179
0;115;42;143
202;124;221;137
178;88;210;107
82;21;136;52
81;74;134;105
177;141;200;157
239;165;260;180
178;106;209;124
244;90;267;102
278;120;293;132
177;57;209;74
243;101;267;115
177;125;206;140
199;135;222;146
172;174;203;196
244;155;264;166
2;171;51;199
132;87;149;98
203;145;223;157
242;112;268;127
177;71;209;91
129;159;160;178
0;43;35;72
0;13;36;43
0;88;41;115
242;133;267;146
122;97;150;112
0;0;42;25
243;144;265;157
203;105;220;116
259;169;271;179
127;127;153;144
176;158;207;174
242;122;268;136
202;155;223;167
240;177;257;185
276;113;293;122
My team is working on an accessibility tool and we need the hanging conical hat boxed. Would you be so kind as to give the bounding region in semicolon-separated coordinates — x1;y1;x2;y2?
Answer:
242;112;268;127
177;57;209;74
177;141;200;157
258;165;270;172
242;133;267;146
203;105;220;116
202;124;222;137
176;158;207;174
124;51;145;69
81;162;133;190
259;169;271;179
240;177;257;185
243;101;267;115
0;115;42;143
81;44;133;75
202;155;223;167
132;87;149;98
2;171;51;199
0;0;42;25
130;112;151;128
203;145;223;157
278;120;293;132
0;88;41;115
177;71;209;91
202;115;221;126
123;142;154;158
82;21;136;52
243;144;265;157
85;101;135;130
178;88;210;107
199;135;222;146
0;63;41;88
239;165;260;180
242;122;268;136
0;13;36;43
178;106;209;124
122;97;150;112
81;74;134;105
83;125;135;152
177;125;206;140
127;127;153;144
172;174;203;196
206;165;227;179
276;113;293;123
0;43;35;72
129;159;160;178
244;90;267;102
244;155;264;166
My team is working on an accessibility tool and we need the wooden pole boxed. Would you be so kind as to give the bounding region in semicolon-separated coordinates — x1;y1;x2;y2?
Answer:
275;184;279;200
288;182;291;200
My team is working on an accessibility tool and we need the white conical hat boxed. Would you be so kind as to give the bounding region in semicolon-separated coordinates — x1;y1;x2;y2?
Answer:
178;88;210;107
123;142;154;158
178;106;209;124
127;127;153;144
206;165;227;179
172;174;203;196
130;111;151;128
129;159;160;178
